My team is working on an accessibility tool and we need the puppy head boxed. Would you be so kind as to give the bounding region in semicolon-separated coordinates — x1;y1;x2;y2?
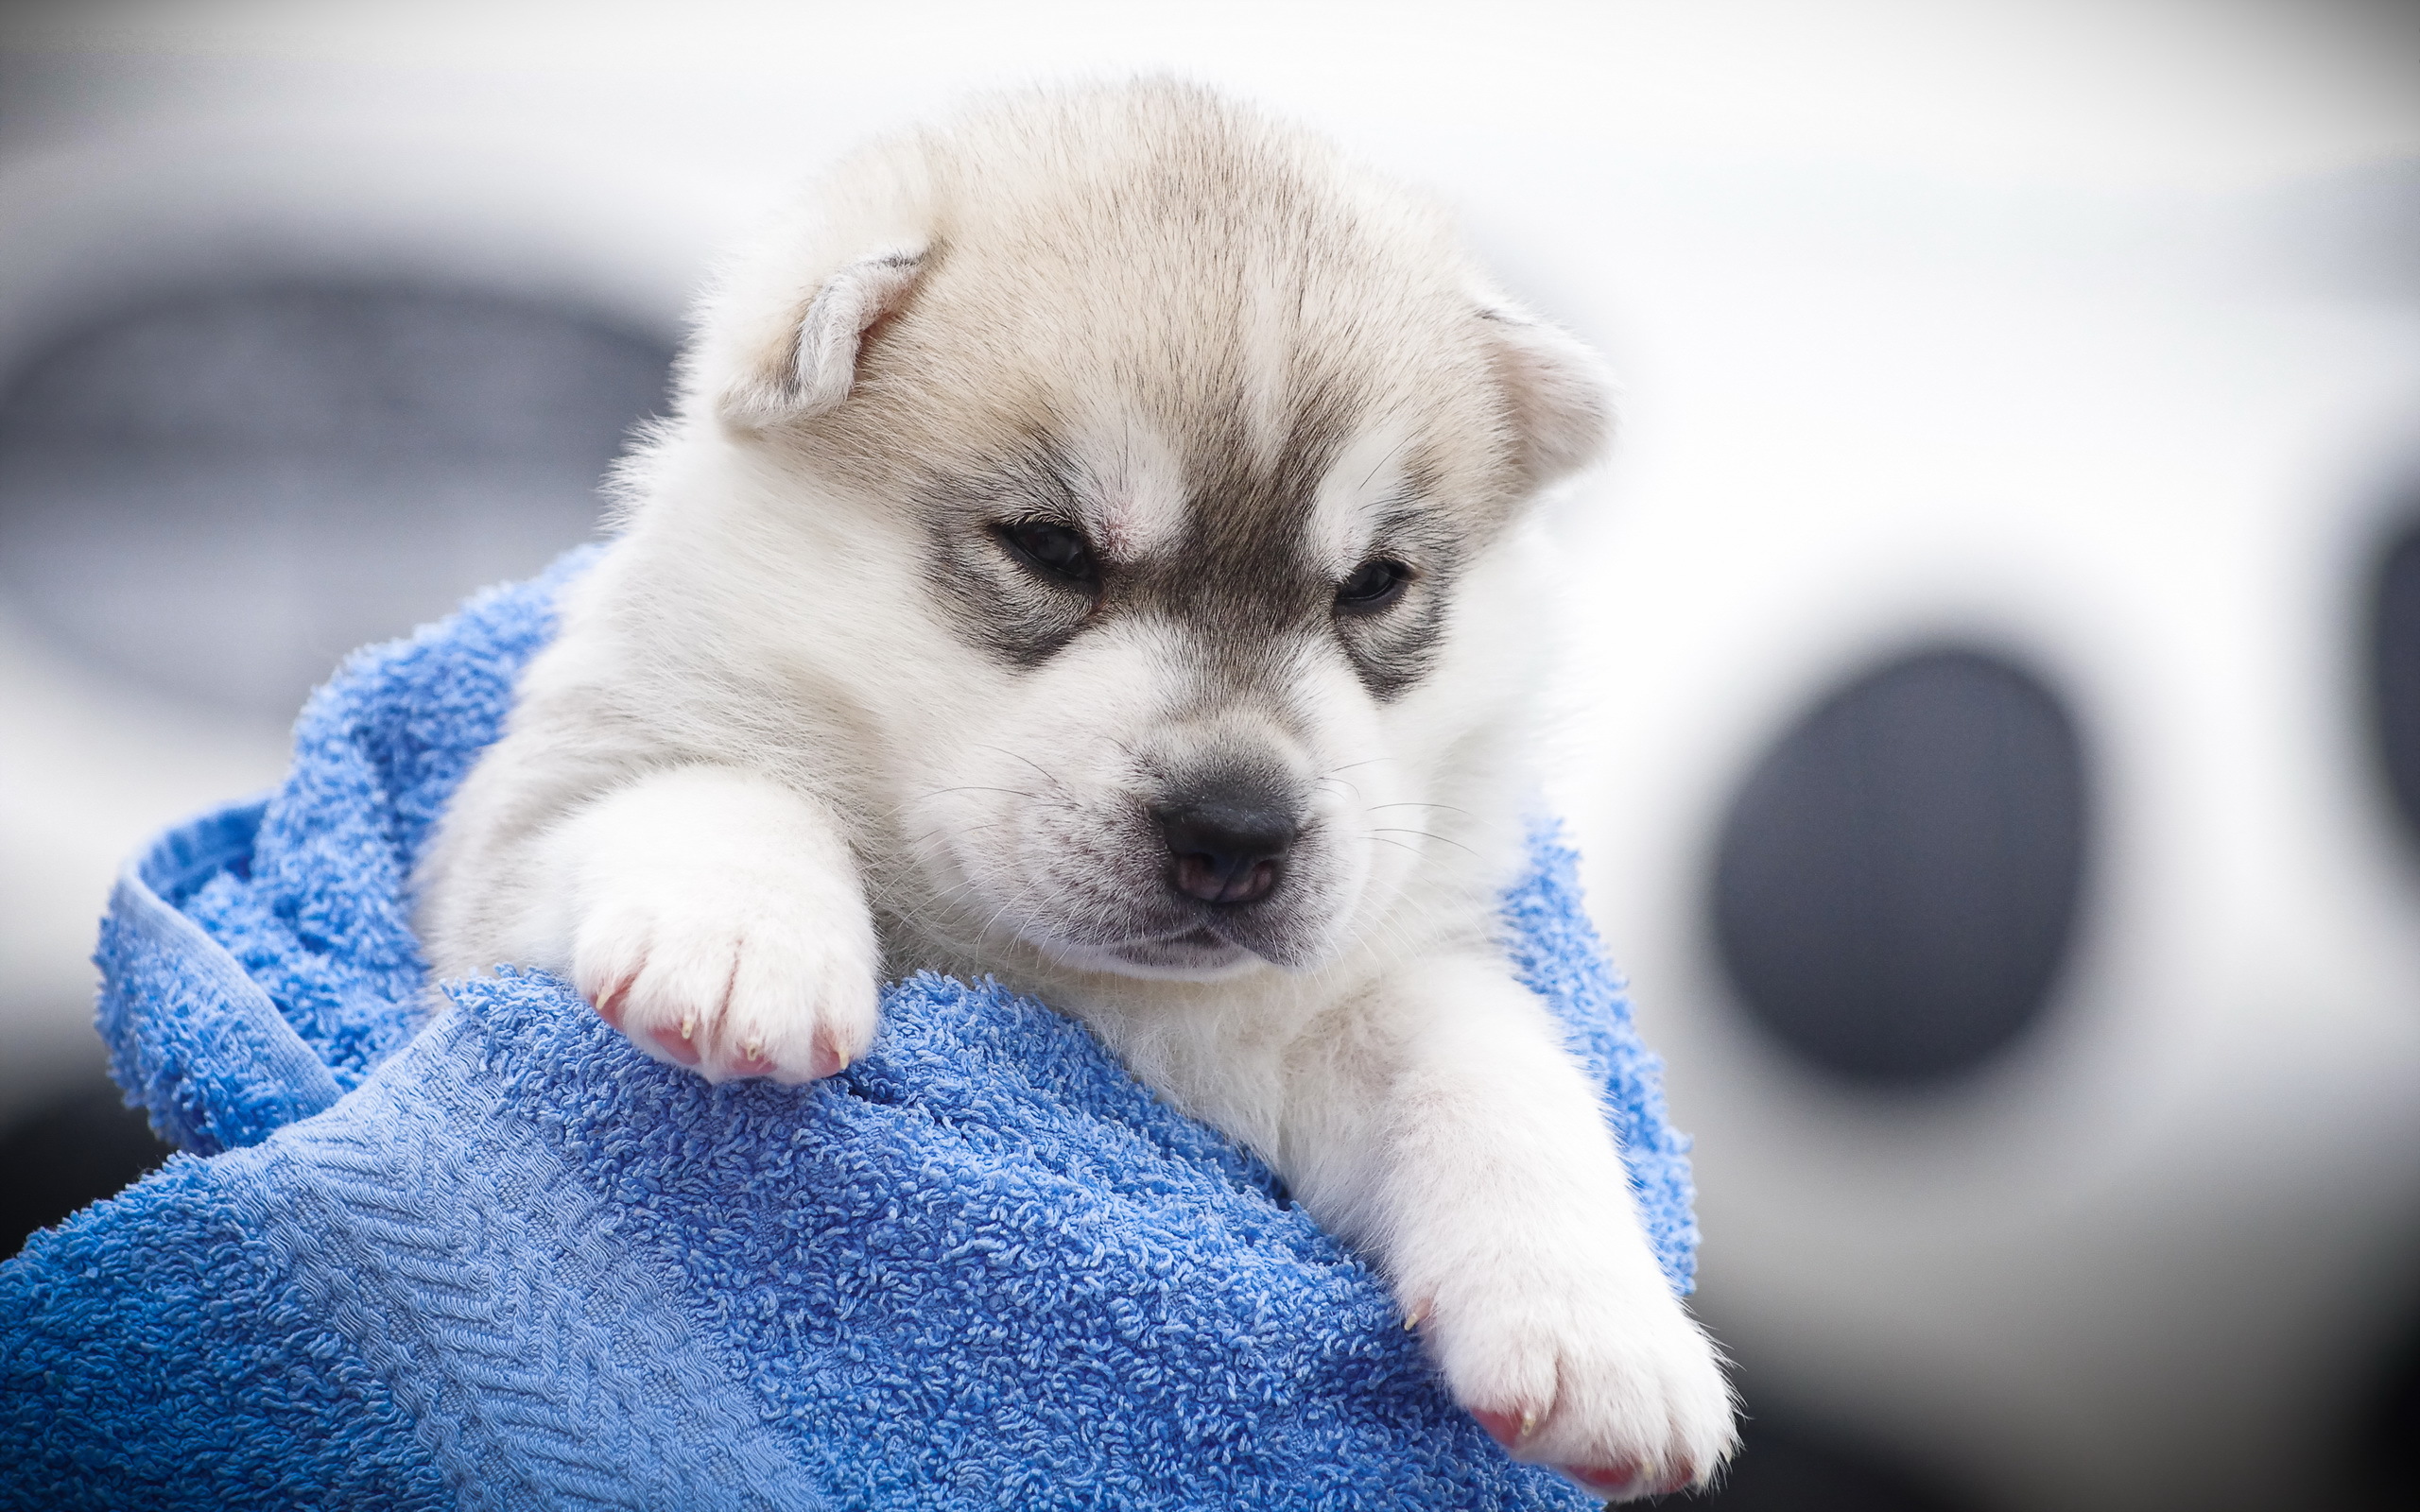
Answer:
677;81;1612;980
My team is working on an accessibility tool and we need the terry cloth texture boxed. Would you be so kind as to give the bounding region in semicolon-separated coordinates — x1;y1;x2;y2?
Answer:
1;551;1700;1512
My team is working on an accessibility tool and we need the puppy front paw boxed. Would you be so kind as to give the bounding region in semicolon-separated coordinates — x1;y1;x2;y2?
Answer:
567;867;879;1085
1419;1262;1737;1500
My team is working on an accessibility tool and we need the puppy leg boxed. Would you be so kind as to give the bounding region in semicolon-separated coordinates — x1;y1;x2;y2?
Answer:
508;765;879;1083
1291;956;1737;1499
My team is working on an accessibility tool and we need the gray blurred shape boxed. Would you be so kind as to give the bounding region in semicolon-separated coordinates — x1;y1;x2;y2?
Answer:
0;284;674;718
1711;648;2090;1087
2373;511;2420;855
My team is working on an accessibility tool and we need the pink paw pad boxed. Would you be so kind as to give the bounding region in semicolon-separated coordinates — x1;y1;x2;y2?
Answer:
730;1048;777;1078
1472;1409;1528;1450
649;1027;703;1066
1563;1460;1640;1493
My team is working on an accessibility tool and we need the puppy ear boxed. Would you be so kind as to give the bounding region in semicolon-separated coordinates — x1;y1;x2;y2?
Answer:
1478;301;1616;489
718;242;928;428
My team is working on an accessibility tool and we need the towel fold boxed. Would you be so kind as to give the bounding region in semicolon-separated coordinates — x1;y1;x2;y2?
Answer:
1;551;1697;1511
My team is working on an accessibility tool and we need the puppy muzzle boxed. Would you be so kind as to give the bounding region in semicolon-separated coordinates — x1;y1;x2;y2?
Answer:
1154;793;1298;906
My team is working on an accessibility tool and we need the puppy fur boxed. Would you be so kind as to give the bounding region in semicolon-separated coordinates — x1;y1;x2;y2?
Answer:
414;80;1736;1497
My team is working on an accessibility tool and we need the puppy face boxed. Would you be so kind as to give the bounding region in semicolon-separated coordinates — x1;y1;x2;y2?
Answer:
683;83;1611;981
905;414;1462;977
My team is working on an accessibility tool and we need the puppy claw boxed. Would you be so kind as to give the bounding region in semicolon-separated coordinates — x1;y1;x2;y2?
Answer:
1403;1297;1432;1332
650;1027;703;1066
810;1031;847;1080
593;973;635;1029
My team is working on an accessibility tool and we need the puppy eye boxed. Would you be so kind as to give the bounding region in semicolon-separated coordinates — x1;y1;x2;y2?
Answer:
1336;558;1411;611
996;520;1098;586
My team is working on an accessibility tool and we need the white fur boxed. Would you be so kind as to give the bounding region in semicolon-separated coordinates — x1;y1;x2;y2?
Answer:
1066;404;1192;564
1306;419;1418;576
415;80;1735;1497
511;766;878;1080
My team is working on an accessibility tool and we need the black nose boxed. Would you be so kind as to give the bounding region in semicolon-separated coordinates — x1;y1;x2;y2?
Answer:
1155;791;1298;906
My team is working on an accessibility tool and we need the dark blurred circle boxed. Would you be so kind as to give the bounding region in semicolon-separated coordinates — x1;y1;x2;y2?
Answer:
0;284;674;719
0;1076;173;1260
1710;647;2090;1087
2356;1309;2420;1509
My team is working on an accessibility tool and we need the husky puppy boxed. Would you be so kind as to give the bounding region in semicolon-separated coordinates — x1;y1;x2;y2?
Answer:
416;80;1735;1497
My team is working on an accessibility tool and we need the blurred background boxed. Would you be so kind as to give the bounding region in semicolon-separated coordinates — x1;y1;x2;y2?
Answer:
1;2;2416;1506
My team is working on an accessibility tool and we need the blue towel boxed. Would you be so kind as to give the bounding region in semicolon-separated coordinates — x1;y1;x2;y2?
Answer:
1;551;1699;1511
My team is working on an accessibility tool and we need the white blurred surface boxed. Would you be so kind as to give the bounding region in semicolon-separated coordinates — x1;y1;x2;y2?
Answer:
3;3;2417;1507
